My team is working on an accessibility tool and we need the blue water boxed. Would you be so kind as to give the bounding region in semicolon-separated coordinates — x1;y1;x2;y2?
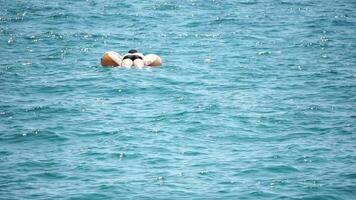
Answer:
1;0;356;199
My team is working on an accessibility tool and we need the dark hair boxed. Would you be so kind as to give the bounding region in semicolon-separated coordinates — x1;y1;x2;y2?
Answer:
128;49;138;54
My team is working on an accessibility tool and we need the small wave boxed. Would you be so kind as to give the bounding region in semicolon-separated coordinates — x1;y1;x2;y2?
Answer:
9;129;68;143
263;165;300;173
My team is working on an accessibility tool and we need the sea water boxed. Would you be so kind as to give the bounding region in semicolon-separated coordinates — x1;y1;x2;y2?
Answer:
0;0;355;199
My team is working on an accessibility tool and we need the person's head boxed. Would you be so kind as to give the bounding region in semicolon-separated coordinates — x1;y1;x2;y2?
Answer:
128;49;138;54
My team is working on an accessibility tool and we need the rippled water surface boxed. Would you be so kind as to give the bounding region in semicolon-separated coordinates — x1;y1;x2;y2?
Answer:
1;0;356;199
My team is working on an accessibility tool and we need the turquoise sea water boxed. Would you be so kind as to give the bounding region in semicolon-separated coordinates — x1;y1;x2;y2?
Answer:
1;0;356;199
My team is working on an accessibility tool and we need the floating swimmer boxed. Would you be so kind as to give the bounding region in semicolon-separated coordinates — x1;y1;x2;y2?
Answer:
101;49;162;67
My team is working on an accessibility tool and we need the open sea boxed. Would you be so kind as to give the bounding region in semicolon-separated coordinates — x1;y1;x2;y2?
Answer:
1;0;356;199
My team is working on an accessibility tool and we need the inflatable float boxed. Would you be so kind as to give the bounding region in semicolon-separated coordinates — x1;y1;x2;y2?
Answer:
100;50;162;67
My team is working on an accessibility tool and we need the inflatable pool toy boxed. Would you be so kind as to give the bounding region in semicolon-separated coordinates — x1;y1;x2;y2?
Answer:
100;51;122;67
101;50;162;67
143;54;162;67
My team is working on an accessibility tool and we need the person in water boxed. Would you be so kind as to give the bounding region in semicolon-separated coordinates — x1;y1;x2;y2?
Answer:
101;49;162;67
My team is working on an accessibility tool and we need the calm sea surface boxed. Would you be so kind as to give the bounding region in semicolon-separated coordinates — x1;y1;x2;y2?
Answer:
1;0;356;199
